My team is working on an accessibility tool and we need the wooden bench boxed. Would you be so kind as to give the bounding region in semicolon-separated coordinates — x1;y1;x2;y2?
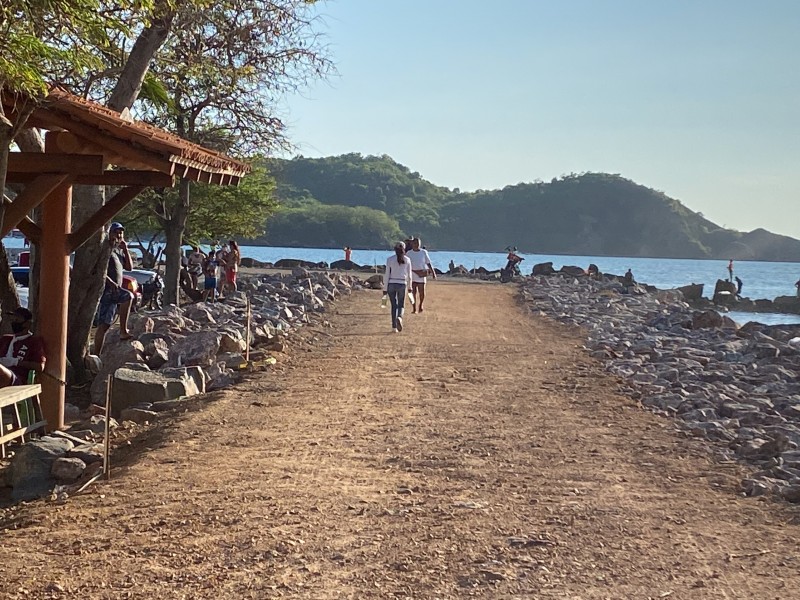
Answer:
0;384;46;458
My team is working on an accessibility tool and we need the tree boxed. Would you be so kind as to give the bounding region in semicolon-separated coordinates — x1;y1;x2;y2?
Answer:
0;0;154;340
119;167;279;250
137;0;333;304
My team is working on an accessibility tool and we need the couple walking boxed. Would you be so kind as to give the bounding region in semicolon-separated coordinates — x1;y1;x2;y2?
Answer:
382;238;436;332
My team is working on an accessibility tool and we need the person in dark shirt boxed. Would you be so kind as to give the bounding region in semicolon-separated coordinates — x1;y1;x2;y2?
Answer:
734;276;743;298
0;307;46;388
93;222;134;355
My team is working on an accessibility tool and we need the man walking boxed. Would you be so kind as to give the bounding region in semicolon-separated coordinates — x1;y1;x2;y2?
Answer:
407;237;436;313
94;222;134;354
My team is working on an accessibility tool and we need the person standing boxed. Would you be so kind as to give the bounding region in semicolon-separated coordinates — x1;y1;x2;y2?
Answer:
187;245;205;290
222;240;241;294
344;246;352;262
382;242;412;333
795;278;800;298
202;250;219;303
728;259;734;280
0;308;46;388
94;222;134;355
408;237;436;313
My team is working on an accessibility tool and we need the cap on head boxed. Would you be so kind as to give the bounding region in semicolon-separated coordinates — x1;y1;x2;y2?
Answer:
109;222;124;232
394;242;406;252
7;307;33;321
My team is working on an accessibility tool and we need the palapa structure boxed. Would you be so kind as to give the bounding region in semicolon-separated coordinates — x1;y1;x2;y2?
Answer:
1;88;251;430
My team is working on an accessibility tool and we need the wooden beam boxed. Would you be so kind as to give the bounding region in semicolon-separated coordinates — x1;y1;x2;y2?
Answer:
67;185;146;253
7;153;104;176
17;219;42;245
28;111;176;174
0;174;71;238
6;170;174;187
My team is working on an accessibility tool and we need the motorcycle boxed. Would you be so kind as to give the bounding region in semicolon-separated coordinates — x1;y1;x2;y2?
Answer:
140;273;164;309
500;246;524;283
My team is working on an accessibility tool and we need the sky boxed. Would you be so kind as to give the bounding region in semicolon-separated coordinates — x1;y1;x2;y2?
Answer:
280;0;800;239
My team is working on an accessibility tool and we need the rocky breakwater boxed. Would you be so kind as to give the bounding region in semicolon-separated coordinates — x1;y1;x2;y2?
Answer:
519;266;800;503
89;267;363;416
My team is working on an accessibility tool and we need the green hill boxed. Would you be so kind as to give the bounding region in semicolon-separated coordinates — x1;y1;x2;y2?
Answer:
254;154;800;261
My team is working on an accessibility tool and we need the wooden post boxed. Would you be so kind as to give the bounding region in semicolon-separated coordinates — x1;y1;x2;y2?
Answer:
37;133;72;431
245;298;251;363
104;375;112;481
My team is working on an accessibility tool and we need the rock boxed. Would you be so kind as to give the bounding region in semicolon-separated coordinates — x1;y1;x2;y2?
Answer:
9;436;73;501
692;310;723;329
51;457;87;481
86;415;118;433
64;403;81;423
780;485;800;503
90;340;145;404
169;331;222;367
111;366;204;416
531;262;556;276
676;283;704;301
120;407;159;424
560;265;585;277
66;448;103;464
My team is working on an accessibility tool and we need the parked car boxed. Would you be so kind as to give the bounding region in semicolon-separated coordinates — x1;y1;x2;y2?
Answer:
11;266;29;287
124;269;162;310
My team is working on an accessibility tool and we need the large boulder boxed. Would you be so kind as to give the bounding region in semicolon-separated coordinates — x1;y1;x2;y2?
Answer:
168;331;222;367
9;436;73;501
676;283;704;302
692;310;723;329
531;262;555;276
90;340;145;404
712;279;737;304
111;366;204;416
560;265;585;277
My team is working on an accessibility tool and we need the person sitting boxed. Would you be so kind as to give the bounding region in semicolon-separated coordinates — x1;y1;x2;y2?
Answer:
623;268;635;286
0;307;46;388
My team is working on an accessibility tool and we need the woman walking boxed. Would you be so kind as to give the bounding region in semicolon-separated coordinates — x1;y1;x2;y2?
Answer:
383;242;413;333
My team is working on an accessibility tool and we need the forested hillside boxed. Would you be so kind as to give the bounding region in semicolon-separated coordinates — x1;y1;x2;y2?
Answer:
253;154;800;261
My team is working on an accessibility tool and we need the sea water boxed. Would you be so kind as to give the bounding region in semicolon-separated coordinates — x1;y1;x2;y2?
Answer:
6;237;798;324
235;246;800;325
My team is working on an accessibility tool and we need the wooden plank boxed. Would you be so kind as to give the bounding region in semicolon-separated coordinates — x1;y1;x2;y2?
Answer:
0;385;42;408
0;420;47;446
7;170;174;187
7;153;104;175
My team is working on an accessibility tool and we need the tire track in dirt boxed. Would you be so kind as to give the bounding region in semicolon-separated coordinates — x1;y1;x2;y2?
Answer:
1;280;799;599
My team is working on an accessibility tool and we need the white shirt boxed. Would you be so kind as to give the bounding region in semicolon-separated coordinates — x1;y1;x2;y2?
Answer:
408;248;433;282
383;255;412;289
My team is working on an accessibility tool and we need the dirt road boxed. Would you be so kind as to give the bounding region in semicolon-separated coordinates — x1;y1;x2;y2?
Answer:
2;281;799;599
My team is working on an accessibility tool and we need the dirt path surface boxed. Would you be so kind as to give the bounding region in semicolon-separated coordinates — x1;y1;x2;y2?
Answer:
2;281;799;599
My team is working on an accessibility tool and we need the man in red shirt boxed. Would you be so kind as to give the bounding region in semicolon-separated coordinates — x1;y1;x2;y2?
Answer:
0;307;46;388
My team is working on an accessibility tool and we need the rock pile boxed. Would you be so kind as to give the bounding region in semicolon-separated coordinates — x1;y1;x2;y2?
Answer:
88;268;363;411
3;269;365;502
519;267;800;503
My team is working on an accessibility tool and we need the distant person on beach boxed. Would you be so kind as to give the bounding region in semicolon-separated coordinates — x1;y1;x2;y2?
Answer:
448;259;456;273
735;276;743;298
796;278;800;298
623;268;634;287
221;240;241;294
202;250;219;303
383;242;413;333
408;237;436;313
728;259;734;280
344;246;352;262
187;245;204;290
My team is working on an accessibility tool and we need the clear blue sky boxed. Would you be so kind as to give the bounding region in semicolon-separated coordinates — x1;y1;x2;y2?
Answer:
281;0;800;239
